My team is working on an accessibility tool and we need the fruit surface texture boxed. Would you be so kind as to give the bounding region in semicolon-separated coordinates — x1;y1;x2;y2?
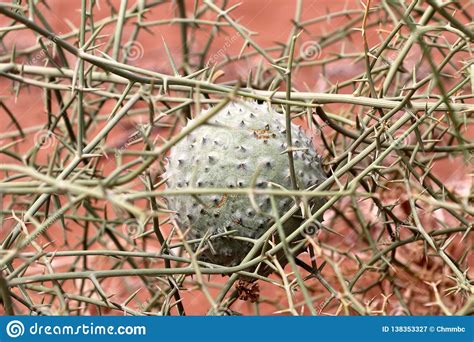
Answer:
164;101;326;267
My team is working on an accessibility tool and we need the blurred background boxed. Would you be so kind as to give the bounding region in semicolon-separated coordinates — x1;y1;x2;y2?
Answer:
0;0;472;315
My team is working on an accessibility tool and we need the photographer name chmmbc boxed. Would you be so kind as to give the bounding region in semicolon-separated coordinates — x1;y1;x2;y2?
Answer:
436;326;466;333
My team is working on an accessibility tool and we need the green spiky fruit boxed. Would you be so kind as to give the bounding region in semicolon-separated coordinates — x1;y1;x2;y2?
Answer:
164;101;326;267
